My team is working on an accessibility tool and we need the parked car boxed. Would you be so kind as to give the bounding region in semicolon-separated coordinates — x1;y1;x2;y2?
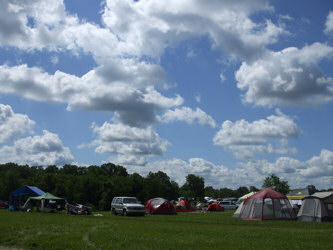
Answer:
0;200;9;209
219;200;238;210
111;197;145;216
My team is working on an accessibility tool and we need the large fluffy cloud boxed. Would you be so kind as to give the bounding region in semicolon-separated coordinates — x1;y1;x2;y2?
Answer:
102;0;282;61
89;122;170;165
236;43;333;107
0;130;74;166
213;110;298;158
0;104;35;143
0;61;183;127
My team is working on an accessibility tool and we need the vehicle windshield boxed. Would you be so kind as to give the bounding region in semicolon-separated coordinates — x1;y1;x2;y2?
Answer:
123;198;139;204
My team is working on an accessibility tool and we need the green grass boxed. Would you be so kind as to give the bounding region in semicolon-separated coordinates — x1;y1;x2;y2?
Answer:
0;210;332;249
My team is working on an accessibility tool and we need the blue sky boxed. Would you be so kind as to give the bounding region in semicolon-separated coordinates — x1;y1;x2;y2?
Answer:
0;0;333;190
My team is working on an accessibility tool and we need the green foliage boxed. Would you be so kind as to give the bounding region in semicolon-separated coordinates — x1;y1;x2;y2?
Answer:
262;174;290;194
181;174;205;200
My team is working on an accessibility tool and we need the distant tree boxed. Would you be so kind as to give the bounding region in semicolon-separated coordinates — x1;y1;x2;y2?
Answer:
204;186;217;198
262;174;290;194
218;187;234;198
307;185;317;195
181;174;205;201
101;163;128;177
249;186;259;192
234;186;249;198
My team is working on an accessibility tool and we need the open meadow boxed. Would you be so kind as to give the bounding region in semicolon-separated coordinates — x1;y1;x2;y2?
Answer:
0;209;332;249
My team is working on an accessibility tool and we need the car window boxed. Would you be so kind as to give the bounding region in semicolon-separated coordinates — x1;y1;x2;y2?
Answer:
123;198;138;203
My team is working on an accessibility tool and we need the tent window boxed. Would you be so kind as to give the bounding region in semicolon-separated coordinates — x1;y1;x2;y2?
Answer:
302;199;316;216
325;203;333;217
263;198;274;218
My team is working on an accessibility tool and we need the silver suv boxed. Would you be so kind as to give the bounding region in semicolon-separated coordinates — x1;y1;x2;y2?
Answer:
111;197;146;216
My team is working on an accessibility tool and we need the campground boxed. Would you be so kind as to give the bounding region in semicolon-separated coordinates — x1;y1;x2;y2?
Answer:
1;210;333;249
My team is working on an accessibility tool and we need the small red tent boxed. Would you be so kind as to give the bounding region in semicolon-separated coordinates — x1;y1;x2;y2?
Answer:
207;202;224;212
145;198;177;215
240;188;296;221
176;200;195;212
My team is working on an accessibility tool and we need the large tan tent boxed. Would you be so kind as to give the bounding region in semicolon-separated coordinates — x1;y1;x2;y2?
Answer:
297;192;333;222
239;188;296;221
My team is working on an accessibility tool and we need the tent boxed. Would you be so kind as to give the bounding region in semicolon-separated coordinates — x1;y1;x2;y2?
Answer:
145;198;177;215
9;186;45;210
207;202;224;212
176;200;195;212
297;192;333;222
233;192;255;217
240;188;296;221
233;201;245;218
23;192;67;212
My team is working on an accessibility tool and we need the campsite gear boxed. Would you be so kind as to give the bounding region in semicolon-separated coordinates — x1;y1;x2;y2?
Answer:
207;202;224;212
66;203;92;215
145;198;177;215
10;186;45;211
240;188;296;221
297;192;333;222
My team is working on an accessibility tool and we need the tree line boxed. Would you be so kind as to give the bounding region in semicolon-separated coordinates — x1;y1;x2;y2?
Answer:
0;162;328;210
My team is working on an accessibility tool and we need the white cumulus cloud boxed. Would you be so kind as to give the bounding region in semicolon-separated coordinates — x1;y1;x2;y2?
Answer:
213;110;299;158
236;43;333;107
89;122;170;166
0;104;35;143
324;11;333;34
162;107;217;128
0;130;74;166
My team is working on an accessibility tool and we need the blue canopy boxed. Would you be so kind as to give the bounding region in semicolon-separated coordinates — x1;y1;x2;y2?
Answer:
10;186;45;209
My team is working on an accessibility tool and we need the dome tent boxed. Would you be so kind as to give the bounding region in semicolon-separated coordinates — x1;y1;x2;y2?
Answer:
240;188;296;221
145;198;177;215
297;192;333;222
207;202;224;212
175;200;195;212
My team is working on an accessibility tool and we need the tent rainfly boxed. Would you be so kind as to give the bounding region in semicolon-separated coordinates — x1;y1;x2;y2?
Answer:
240;188;296;221
297;192;333;222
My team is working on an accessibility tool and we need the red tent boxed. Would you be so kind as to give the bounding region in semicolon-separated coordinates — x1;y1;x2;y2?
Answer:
207;202;224;212
240;188;296;221
145;198;177;215
176;200;195;212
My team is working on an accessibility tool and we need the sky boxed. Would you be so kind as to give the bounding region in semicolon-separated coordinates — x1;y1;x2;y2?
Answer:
0;0;333;190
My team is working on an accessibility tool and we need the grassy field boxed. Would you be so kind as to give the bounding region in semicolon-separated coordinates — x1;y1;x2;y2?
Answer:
0;209;332;249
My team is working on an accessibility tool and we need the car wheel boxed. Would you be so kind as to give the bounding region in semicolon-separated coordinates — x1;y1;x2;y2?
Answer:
112;209;117;215
122;209;127;216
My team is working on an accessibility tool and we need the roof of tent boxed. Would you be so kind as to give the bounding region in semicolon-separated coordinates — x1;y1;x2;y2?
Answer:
249;188;287;200
10;186;45;197
29;192;65;200
238;192;255;200
303;191;333;200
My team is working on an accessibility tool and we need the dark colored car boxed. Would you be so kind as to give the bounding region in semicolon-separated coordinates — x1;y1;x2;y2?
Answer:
0;200;9;209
